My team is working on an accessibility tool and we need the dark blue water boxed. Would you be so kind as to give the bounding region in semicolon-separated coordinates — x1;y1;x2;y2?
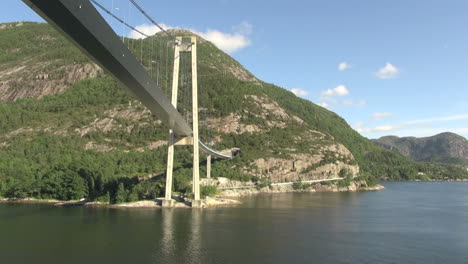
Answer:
1;182;467;263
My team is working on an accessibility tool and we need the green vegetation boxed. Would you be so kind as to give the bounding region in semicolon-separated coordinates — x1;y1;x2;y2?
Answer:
200;185;218;198
292;182;312;190
0;22;89;71
337;173;353;188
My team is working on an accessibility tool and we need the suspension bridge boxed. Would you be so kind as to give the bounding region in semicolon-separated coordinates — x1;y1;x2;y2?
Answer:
22;0;236;208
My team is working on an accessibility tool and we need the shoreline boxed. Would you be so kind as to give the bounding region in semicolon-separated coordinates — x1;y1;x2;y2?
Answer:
8;179;468;208
0;181;385;208
6;179;468;208
0;196;241;208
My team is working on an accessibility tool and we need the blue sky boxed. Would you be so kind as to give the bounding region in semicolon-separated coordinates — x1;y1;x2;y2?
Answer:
3;0;468;139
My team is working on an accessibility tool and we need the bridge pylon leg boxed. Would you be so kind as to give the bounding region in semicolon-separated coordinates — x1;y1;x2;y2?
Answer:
207;155;211;179
191;36;202;208
163;37;181;208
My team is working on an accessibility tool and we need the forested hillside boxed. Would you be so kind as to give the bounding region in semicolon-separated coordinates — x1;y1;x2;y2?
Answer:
1;22;466;203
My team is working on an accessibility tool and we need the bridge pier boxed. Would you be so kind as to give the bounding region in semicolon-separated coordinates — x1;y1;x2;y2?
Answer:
191;36;201;204
191;199;203;208
162;199;175;208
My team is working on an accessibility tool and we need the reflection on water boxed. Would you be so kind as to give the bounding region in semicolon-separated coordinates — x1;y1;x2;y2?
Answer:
187;209;202;262
1;182;468;264
158;209;175;261
156;208;203;263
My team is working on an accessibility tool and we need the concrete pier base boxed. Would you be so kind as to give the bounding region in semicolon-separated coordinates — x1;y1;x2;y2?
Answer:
191;200;203;208
162;199;175;208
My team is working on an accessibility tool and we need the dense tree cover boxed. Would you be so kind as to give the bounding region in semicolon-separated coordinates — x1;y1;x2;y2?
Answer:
0;77;130;133
0;132;166;201
0;22;89;70
0;130;245;202
0;73;246;202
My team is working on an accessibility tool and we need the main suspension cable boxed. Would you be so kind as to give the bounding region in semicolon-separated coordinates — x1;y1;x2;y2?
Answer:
90;0;150;38
129;0;173;38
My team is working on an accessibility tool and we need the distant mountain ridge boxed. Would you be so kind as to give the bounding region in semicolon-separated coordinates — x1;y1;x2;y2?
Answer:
372;132;468;165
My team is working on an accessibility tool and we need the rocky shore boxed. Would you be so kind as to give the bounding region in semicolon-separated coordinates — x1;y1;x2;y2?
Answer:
0;196;241;208
213;178;385;197
110;197;241;209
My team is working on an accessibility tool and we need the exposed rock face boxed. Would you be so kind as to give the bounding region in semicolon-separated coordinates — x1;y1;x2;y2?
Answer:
207;95;304;134
216;179;383;197
251;144;359;182
0;22;24;30
208;113;265;134
84;141;115;152
201;177;256;188
373;132;468;164
135;140;167;152
245;95;304;125
224;64;258;83
0;63;101;102
74;104;155;137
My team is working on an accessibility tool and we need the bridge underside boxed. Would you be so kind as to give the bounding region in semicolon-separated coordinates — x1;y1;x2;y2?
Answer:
22;0;231;159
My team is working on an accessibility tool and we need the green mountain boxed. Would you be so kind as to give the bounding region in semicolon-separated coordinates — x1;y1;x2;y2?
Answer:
1;22;466;202
373;132;468;165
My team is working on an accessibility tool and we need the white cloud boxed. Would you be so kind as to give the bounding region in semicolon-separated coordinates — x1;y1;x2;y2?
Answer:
373;112;393;121
196;29;250;53
338;62;351;71
318;102;329;109
375;62;399;79
407;114;468;124
322;85;349;97
343;99;366;107
128;22;252;53
353;122;364;130
291;88;309;97
355;113;468;136
360;126;468;138
232;21;253;35
128;23;173;39
357;124;407;134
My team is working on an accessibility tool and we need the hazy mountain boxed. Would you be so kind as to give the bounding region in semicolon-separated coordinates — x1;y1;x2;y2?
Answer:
373;132;468;165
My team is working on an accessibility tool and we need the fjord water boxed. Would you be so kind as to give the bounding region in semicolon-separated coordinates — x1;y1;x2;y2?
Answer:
1;182;467;264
